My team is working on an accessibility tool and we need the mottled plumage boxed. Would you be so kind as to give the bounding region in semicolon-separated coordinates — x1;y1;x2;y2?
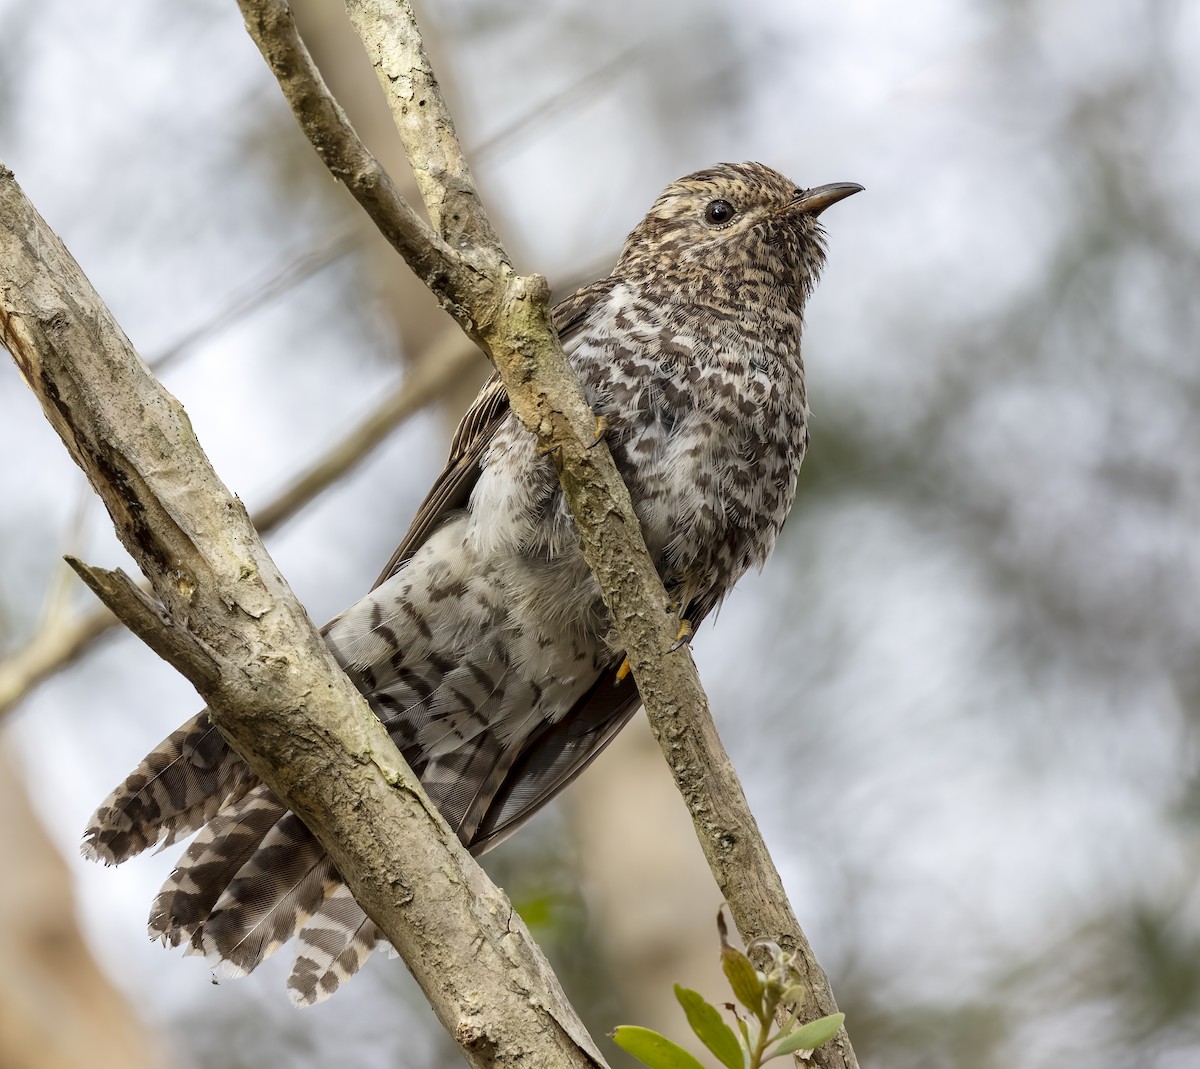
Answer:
82;162;860;1004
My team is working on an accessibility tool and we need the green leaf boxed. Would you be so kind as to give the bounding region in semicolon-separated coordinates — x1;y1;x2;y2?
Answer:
675;985;744;1069
611;1027;709;1069
769;1014;846;1058
720;945;764;1015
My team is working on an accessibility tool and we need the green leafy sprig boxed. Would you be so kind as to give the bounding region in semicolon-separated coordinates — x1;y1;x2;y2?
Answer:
611;911;845;1069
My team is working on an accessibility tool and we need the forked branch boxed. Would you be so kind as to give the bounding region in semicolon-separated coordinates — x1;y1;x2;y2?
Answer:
238;1;855;1065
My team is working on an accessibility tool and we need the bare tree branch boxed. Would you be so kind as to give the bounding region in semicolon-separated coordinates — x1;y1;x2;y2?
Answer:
237;1;855;1064
236;0;458;293
343;0;501;251
0;164;601;1067
251;325;478;531
0;328;480;720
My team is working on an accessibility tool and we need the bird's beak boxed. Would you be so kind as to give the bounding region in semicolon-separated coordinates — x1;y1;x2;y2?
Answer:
793;182;864;216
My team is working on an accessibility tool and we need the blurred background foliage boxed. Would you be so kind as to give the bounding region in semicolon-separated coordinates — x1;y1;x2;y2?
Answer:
1;0;1198;1067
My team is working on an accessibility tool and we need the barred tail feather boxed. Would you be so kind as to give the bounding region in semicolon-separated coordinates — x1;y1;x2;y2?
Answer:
197;815;334;978
288;883;381;1006
82;710;254;865
149;784;286;946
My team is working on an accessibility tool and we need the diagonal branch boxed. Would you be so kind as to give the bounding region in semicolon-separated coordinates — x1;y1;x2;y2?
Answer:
236;0;467;310
343;0;501;250
0;165;601;1069
236;1;856;1065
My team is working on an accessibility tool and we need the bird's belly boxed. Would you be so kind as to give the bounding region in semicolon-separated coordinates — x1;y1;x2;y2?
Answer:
614;416;789;602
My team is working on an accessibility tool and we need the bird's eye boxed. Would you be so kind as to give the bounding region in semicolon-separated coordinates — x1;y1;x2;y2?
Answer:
703;199;735;226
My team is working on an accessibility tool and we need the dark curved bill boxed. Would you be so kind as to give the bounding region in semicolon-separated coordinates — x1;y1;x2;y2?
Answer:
793;182;864;216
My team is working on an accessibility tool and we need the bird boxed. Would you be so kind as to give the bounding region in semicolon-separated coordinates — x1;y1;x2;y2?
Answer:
81;161;861;1005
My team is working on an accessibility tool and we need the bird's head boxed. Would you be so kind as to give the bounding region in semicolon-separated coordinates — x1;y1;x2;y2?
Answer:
615;161;861;308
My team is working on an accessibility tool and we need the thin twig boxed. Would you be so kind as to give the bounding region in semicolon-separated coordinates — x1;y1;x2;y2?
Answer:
252;326;478;531
148;228;360;373
472;47;641;166
65;559;222;690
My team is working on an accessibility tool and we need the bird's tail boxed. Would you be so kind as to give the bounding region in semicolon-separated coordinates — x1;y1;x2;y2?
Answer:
81;710;255;865
83;715;383;1004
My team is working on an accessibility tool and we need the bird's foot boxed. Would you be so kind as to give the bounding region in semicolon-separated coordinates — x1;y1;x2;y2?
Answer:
615;656;632;683
587;414;609;449
669;619;693;653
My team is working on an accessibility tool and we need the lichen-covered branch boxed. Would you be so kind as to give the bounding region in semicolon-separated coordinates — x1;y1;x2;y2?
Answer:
236;2;855;1065
0;164;604;1069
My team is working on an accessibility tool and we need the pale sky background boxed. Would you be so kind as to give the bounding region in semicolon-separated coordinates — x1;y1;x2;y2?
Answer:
2;1;1199;1067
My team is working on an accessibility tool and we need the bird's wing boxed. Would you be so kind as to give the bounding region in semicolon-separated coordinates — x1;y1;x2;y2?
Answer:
359;275;660;852
468;666;643;853
368;372;509;589
369;277;615;590
464;598;723;855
